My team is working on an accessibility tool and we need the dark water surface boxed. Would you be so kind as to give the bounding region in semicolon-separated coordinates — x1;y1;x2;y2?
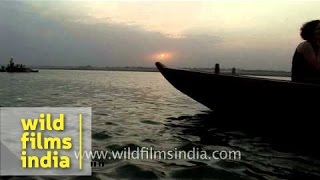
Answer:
1;70;320;179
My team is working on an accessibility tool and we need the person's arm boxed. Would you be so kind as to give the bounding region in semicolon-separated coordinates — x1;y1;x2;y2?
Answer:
297;42;320;71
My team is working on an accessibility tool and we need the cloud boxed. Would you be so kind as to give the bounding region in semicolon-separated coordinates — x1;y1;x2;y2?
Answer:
0;1;224;68
2;1;318;70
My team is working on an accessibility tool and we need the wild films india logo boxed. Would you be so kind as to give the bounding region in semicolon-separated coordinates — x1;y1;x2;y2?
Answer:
0;107;91;176
20;113;72;169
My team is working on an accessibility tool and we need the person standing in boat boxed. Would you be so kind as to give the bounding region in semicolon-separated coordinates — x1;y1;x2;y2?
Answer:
292;20;320;83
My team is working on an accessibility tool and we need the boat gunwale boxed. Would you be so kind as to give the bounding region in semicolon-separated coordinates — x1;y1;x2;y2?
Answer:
155;62;320;88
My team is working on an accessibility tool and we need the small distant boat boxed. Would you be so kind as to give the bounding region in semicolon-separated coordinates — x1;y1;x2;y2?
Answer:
1;58;38;73
155;62;320;124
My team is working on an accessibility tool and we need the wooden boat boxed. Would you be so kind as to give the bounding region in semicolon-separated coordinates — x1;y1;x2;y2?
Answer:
156;62;320;127
156;61;320;150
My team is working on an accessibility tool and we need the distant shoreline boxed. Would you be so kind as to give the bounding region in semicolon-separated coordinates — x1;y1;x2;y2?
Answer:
35;66;159;72
29;66;290;77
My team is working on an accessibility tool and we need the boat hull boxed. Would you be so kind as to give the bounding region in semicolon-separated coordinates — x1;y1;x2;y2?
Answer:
156;62;320;122
156;62;320;148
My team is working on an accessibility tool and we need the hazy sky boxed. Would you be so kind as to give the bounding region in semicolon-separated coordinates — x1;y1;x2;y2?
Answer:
0;0;319;70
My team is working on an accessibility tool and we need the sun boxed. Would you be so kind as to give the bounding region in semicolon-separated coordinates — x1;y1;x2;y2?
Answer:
152;52;173;61
159;53;166;59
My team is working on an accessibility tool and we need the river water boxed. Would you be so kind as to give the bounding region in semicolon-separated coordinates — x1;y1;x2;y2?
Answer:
1;70;320;179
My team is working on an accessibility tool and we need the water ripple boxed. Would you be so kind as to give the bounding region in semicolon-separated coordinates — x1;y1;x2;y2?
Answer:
1;70;319;179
